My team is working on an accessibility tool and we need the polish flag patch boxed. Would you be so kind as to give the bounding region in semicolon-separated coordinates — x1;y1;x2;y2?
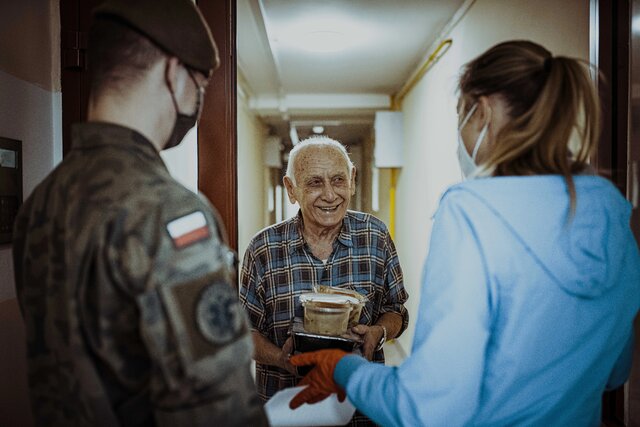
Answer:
167;211;211;249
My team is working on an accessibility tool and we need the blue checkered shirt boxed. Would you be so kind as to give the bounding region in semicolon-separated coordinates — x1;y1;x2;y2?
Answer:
239;210;409;402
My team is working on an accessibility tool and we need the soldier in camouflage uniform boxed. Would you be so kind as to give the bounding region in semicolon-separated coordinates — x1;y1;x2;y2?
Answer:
12;0;267;426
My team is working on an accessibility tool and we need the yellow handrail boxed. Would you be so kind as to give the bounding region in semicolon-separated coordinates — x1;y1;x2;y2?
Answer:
391;38;453;111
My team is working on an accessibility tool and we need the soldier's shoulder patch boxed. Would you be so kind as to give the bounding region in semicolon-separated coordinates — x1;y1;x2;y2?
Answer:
196;283;244;345
166;211;211;249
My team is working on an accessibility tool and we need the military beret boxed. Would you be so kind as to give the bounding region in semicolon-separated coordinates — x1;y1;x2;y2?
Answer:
93;0;219;75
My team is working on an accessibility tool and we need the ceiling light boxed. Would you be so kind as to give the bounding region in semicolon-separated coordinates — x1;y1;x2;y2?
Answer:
312;125;324;134
276;15;371;54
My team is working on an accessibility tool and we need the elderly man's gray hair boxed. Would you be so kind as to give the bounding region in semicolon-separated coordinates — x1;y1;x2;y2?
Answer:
286;136;355;186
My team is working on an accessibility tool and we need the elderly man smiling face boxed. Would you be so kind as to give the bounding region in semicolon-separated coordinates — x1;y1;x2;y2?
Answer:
283;138;356;235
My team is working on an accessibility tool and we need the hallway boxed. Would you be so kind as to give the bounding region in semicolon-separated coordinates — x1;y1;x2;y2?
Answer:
235;0;639;424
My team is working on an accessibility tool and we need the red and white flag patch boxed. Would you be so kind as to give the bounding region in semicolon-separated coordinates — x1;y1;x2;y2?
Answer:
167;211;211;249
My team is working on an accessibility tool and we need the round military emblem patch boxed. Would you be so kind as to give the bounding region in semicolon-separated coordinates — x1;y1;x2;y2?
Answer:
196;283;244;344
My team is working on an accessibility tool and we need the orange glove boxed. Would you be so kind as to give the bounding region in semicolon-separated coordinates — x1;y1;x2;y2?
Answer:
288;349;348;409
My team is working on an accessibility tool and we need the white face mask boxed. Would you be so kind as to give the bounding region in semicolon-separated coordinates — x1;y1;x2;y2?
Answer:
457;102;489;179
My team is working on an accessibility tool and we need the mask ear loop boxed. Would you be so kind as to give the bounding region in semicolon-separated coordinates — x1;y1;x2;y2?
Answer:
185;68;205;117
471;124;489;161
459;103;478;130
165;59;182;116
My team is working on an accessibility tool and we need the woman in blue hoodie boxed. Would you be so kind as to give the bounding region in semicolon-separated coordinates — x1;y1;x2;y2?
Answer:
288;40;640;426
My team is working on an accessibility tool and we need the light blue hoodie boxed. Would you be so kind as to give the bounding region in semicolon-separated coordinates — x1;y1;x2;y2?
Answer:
335;175;640;426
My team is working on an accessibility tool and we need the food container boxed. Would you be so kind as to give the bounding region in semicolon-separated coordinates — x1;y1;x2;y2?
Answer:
299;293;354;335
289;317;363;376
316;285;367;327
290;317;363;353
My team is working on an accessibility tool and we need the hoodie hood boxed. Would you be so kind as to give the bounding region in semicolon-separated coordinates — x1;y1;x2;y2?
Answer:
455;175;632;298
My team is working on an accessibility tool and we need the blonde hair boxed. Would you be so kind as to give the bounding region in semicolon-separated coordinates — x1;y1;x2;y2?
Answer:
458;40;600;211
286;136;354;186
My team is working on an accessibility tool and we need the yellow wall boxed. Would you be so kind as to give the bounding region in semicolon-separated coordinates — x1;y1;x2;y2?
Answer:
376;168;392;226
392;0;590;352
237;87;269;262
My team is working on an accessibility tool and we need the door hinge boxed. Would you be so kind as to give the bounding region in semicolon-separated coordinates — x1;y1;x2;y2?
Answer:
62;30;88;70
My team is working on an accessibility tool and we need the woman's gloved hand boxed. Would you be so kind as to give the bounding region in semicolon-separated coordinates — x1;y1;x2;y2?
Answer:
288;349;348;409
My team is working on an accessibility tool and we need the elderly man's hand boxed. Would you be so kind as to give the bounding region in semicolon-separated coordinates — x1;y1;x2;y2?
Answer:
280;337;297;375
289;349;348;409
351;324;384;360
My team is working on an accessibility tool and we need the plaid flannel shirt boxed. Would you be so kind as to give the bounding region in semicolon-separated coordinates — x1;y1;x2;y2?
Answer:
239;210;409;403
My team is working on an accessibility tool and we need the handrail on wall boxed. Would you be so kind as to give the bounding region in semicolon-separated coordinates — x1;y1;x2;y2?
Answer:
391;38;453;111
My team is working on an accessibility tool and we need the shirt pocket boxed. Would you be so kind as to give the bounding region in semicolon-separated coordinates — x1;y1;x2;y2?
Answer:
349;282;377;325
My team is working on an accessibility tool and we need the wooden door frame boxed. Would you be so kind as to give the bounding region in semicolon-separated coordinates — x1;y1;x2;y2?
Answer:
60;0;95;155
198;0;238;251
593;1;640;426
593;0;630;196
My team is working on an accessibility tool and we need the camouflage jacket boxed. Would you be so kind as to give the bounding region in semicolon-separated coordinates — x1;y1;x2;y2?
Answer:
12;122;267;427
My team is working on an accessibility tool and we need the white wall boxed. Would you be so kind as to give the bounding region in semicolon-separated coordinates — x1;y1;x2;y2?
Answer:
0;0;62;303
0;70;62;301
393;0;589;352
160;128;199;194
237;87;269;260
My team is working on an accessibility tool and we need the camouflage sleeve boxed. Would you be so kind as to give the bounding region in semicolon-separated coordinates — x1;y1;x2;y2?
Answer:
100;191;267;426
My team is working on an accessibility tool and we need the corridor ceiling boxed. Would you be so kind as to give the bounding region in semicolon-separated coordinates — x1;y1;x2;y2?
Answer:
237;0;466;147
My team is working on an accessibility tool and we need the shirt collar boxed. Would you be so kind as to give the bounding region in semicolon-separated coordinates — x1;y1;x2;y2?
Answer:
71;122;163;163
288;210;354;254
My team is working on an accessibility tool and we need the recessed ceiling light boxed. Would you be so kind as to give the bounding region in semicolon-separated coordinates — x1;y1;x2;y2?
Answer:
312;125;324;134
276;15;370;54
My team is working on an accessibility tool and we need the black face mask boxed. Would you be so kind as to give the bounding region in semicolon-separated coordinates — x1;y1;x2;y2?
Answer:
164;69;204;150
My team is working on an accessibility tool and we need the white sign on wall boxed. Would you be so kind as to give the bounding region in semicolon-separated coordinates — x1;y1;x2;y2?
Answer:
374;111;404;168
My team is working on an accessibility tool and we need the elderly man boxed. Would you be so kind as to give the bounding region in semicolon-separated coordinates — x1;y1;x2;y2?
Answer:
240;136;409;425
12;0;266;425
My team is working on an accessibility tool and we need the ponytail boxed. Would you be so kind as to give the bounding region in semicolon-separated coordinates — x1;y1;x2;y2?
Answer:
459;41;601;213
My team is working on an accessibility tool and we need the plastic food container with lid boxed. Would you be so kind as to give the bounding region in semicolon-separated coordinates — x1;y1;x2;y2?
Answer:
316;285;367;327
299;293;355;336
